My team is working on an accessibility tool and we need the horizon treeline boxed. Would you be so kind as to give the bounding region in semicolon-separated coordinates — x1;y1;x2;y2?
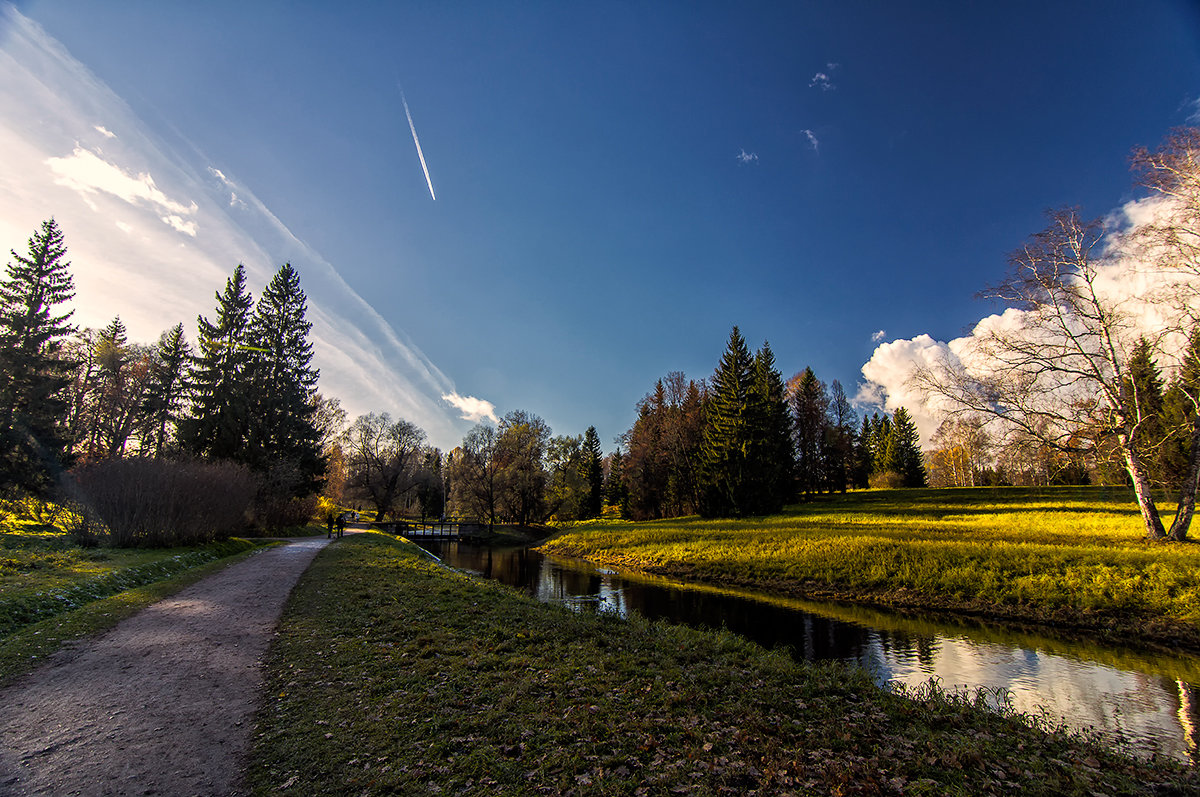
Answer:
611;326;925;520
0;219;933;535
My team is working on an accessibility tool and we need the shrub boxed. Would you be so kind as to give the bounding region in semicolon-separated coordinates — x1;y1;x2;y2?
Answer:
253;494;318;532
67;457;255;547
868;470;906;489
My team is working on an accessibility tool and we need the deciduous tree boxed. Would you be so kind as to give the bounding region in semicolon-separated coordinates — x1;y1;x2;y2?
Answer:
342;412;426;522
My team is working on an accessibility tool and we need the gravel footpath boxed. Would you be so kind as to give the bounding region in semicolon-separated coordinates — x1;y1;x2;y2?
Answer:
0;536;331;796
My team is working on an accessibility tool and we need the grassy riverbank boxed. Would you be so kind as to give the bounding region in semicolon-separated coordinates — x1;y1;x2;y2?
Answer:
248;532;1196;795
539;486;1200;652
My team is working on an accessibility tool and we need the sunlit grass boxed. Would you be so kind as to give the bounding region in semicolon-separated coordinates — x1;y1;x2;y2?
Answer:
540;487;1200;632
1;503;268;638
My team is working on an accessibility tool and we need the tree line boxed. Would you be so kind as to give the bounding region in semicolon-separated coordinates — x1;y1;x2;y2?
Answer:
609;327;925;520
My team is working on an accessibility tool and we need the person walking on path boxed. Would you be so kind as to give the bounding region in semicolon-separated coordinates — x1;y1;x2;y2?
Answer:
0;536;330;796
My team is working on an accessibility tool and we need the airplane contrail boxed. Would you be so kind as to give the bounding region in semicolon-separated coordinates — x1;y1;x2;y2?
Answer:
401;90;436;201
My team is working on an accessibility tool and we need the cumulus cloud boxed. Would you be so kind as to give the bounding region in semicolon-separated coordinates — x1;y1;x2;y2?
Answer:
809;62;839;91
442;392;499;424
0;5;476;449
93;124;115;139
736;149;758;164
857;334;956;444
801;129;819;152
871;329;886;342
857;196;1200;448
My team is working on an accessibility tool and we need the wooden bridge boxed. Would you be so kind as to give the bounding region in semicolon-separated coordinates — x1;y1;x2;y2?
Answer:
368;518;487;541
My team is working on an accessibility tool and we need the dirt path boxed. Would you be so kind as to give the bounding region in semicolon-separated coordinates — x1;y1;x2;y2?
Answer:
0;536;331;796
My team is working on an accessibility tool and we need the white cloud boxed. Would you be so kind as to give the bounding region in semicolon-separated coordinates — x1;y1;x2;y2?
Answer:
871;329;886;342
857;334;955;444
46;145;199;233
857;196;1200;448
442;392;499;424
809;62;839;91
801;129;819;152
736;149;758;164
93;124;115;139
0;5;475;449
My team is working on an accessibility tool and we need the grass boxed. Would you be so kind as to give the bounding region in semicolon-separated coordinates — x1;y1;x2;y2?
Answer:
0;509;275;684
0;541;269;685
248;532;1197;795
539;486;1200;650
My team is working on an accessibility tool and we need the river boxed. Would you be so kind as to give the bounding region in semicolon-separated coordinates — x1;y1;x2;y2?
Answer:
413;538;1200;764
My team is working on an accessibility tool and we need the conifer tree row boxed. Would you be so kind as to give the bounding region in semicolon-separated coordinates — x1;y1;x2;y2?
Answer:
179;262;324;497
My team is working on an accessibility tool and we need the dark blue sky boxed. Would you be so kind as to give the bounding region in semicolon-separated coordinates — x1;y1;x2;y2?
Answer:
8;1;1200;449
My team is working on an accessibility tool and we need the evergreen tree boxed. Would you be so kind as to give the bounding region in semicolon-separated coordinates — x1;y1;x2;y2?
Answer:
142;323;192;458
699;327;756;517
790;367;829;498
752;343;795;512
580;425;604;519
179;264;255;461
890;407;927;487
245;263;324;496
1123;337;1167;486
853;415;873;488
0;219;76;493
604;449;630;517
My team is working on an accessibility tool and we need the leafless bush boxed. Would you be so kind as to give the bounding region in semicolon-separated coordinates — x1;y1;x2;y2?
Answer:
868;470;906;490
68;457;255;547
253;494;318;532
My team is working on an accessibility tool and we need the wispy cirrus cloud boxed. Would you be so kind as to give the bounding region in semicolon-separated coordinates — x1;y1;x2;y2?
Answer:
0;5;482;449
801;129;819;153
736;148;758;164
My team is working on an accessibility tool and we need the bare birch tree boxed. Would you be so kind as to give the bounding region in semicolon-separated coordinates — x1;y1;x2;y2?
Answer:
916;209;1173;539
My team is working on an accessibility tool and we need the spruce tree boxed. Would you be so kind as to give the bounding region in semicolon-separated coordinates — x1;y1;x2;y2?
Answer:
752;343;794;512
0;219;76;493
143;323;192;458
790;367;829;498
890;408;927;487
245;263;324;496
1123;337;1167;486
604;449;630;517
179;264;255;461
699;327;755;517
580;425;604;519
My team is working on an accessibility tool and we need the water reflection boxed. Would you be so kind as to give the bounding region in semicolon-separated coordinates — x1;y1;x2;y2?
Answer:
417;540;1200;763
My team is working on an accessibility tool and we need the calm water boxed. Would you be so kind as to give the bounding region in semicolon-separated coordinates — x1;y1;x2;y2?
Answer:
415;539;1200;763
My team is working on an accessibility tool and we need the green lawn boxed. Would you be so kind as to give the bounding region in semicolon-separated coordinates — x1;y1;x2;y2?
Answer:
539;486;1200;647
248;532;1197;795
0;511;268;682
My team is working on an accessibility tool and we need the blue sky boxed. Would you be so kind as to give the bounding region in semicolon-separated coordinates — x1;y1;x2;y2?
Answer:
2;2;1199;451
